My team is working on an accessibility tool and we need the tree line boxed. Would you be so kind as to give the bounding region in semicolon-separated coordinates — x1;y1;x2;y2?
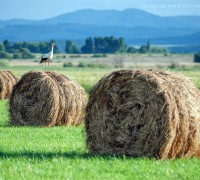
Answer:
65;37;168;54
0;39;60;59
194;52;200;63
0;37;169;59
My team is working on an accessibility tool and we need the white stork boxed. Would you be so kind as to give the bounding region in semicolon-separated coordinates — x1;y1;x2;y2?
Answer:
40;43;55;70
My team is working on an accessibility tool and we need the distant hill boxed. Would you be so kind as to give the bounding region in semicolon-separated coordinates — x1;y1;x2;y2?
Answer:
41;9;162;27
0;9;200;45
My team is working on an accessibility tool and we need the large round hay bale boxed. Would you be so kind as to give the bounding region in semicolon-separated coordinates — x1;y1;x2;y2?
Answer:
9;70;87;127
85;69;200;159
0;70;18;99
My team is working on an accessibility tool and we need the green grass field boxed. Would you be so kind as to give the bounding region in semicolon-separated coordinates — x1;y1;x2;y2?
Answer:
0;64;200;179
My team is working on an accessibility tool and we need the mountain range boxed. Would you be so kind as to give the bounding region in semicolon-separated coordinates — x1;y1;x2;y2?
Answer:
0;8;200;46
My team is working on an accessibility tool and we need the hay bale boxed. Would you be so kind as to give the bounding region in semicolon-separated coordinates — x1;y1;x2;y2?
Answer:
0;70;18;99
85;69;200;159
9;70;87;126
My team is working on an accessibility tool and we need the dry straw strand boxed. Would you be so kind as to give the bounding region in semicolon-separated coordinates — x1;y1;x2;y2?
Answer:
9;70;87;127
85;69;200;159
0;70;18;99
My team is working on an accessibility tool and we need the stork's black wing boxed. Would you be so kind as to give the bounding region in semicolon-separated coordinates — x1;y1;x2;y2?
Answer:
39;52;50;63
39;57;48;63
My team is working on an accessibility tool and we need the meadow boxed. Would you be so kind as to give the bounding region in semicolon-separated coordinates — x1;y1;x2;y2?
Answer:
0;54;200;179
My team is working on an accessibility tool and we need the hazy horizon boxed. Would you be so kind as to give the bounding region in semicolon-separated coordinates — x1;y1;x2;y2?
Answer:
0;0;200;20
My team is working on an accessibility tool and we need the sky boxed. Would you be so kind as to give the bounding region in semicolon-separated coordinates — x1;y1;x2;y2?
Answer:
0;0;200;20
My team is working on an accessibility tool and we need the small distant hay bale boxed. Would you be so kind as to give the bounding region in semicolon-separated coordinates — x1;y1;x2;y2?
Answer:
0;70;18;100
9;70;87;127
85;69;200;159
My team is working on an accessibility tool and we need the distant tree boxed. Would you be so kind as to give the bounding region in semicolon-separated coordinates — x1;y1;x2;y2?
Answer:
12;42;23;50
3;40;10;51
81;37;94;53
65;40;74;53
0;42;5;52
194;52;200;63
139;45;148;54
20;48;35;59
22;42;29;49
127;47;138;53
39;42;49;53
118;37;127;52
149;47;168;54
4;40;62;54
72;45;81;54
94;37;104;53
93;36;127;53
138;40;168;54
13;51;22;59
3;40;10;48
106;36;119;53
65;40;80;54
147;39;151;51
0;51;12;59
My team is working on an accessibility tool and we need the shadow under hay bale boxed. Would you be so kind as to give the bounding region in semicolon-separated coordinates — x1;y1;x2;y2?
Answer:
9;70;87;127
0;71;18;100
85;69;200;159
